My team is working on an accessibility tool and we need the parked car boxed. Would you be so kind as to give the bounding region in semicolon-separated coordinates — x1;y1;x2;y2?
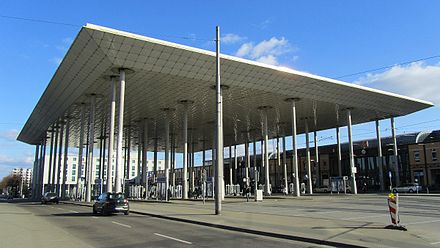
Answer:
93;192;129;216
41;192;59;204
392;183;422;193
314;185;330;193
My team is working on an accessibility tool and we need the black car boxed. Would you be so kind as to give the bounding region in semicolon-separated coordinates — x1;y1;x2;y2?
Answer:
93;192;129;216
41;192;59;204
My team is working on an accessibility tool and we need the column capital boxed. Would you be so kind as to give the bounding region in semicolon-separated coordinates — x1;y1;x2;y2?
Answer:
284;97;300;102
111;67;135;74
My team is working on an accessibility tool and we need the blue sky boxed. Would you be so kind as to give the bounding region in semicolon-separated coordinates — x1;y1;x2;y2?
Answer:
1;1;440;178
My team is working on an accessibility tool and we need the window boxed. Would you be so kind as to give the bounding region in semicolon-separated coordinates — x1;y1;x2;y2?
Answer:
414;151;421;162
73;157;77;161
432;149;437;161
72;170;76;176
132;160;135;163
72;164;76;169
131;172;135;177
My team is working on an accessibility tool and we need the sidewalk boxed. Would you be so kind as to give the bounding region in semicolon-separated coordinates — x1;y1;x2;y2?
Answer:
65;197;434;248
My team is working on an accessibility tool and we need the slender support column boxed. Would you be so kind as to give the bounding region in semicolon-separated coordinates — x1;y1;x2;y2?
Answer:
127;127;132;180
137;128;142;179
214;26;223;215
77;104;86;199
288;99;300;196
245;141;250;187
229;146;233;185
51;125;59;191
48;128;54;192
32;145;40;199
164;114;170;201
182;107;188;199
107;77;116;192
335;105;342;177
253;140;257;174
313;102;320;186
86;94;96;202
234;145;237;185
305;119;313;194
263;112;270;195
115;69;126;193
153;138;157;183
35;141;43;198
191;142;195;193
100;122;106;195
202;139;206;170
142;119;148;199
391;117;400;187
260;140;264;185
282;136;288;194
98;127;104;195
40;139;47;195
56;121;64;197
276;137;281;190
347;109;358;194
62;116;70;198
337;126;342;176
314;131;320;186
376;120;385;191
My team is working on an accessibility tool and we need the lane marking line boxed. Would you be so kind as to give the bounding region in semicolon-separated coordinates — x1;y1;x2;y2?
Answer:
154;233;192;245
69;210;79;213
92;216;99;219
112;221;132;228
56;207;64;211
431;241;440;245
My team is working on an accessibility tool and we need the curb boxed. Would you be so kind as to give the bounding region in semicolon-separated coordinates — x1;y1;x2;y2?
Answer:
62;201;365;248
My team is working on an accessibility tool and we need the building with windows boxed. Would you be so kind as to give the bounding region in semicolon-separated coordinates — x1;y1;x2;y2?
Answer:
11;168;33;187
39;152;164;196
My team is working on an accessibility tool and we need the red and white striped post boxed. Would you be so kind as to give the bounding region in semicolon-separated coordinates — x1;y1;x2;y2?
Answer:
385;193;407;231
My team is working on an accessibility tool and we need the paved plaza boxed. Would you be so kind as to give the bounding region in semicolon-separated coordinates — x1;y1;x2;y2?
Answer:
68;194;440;247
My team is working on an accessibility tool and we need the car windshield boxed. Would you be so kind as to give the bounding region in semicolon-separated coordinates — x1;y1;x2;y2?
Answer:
108;193;125;200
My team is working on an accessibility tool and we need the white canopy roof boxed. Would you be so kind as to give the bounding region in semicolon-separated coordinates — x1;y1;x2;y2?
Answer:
18;24;433;151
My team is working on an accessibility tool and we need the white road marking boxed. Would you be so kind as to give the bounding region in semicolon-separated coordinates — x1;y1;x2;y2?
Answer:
92;216;99;219
56;207;64;210
69;210;79;213
405;219;440;225
154;233;192;245
431;241;440;245
111;221;132;228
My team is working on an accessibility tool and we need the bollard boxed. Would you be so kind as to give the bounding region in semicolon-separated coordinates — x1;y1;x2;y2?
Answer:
385;193;407;231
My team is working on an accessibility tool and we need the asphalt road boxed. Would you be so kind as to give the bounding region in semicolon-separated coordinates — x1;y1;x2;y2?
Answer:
1;201;319;248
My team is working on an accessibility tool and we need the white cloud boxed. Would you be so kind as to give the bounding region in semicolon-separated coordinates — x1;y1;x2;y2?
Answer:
0;154;34;177
355;62;440;105
256;55;278;65
221;33;246;44
235;43;253;57
234;37;295;66
0;129;19;142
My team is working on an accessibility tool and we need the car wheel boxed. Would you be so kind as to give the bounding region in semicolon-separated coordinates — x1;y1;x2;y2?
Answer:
409;189;414;193
93;206;97;215
124;211;129;215
56;201;59;204
101;208;106;216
